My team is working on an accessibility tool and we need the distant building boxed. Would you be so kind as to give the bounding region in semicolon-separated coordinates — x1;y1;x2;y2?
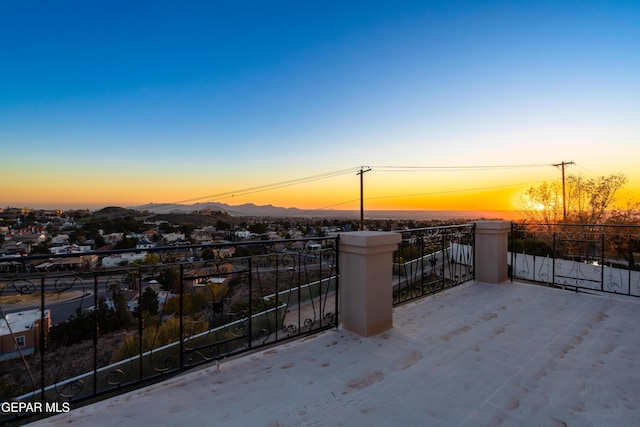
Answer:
234;230;251;239
163;232;186;243
101;253;146;268
103;232;124;245
14;232;46;245
191;230;213;244
307;243;322;251
0;242;28;256
51;234;70;245
50;244;91;255
136;240;156;250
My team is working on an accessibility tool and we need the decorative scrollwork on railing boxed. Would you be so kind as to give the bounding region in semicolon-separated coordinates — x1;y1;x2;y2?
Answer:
303;250;319;265
256;254;272;270
4;279;37;295
104;274;129;293
150;353;177;373
56;379;84;399
303;318;315;330
603;265;622;293
323;312;335;324
516;252;530;279
53;274;85;293
322;249;336;267
182;333;198;350
188;333;250;363
105;369;127;386
282;324;297;335
538;268;549;283
189;347;217;363
554;259;565;276
606;280;622;292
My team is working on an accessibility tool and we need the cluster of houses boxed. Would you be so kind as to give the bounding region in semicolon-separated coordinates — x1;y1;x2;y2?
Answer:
0;208;348;361
0;207;341;264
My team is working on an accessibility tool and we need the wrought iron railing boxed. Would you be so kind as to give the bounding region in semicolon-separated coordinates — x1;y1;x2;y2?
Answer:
392;224;475;305
510;222;640;297
0;237;338;424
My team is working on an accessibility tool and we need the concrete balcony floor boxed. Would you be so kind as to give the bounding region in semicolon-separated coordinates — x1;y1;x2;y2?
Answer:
32;281;640;427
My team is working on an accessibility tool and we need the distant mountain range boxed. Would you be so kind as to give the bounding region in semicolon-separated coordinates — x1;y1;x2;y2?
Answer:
132;201;351;217
130;202;518;221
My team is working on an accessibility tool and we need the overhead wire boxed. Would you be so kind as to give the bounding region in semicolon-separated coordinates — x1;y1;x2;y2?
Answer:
370;163;551;172
572;163;599;178
148;162;562;213
365;179;557;202
147;167;362;213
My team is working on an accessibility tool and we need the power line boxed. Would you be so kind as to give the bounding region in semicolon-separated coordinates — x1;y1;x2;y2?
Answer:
176;163;554;205
573;163;598;178
312;199;361;210
371;163;551;172
365;179;556;201
305;178;555;213
171;167;361;205
149;162;560;214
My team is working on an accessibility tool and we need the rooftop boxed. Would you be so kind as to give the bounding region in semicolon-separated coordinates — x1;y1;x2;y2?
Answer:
0;309;49;337
32;280;640;427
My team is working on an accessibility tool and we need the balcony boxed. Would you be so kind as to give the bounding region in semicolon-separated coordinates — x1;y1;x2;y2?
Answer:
2;222;640;426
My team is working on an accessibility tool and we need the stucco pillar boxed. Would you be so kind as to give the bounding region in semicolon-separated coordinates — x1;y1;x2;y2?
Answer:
338;231;401;337
474;221;511;284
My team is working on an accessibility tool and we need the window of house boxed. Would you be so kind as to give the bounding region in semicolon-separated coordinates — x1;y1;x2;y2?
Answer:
16;336;25;347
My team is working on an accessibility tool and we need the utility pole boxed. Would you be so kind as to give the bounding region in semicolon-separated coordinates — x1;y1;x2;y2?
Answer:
357;167;371;231
553;161;574;222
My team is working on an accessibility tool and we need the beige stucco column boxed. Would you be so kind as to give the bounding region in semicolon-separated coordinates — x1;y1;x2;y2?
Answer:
474;221;511;284
338;231;402;337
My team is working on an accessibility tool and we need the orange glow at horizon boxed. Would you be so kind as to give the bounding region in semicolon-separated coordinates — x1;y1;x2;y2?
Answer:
3;184;523;212
5;168;640;213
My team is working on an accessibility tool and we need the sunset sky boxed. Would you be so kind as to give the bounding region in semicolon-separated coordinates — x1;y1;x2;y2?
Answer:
2;1;639;213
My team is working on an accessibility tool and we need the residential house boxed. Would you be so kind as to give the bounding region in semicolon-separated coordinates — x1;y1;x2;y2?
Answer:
233;230;251;239
50;244;91;255
102;232;124;245
0;242;28;256
0;309;51;361
101;253;146;268
191;229;213;244
136;240;156;250
51;234;70;245
162;232;186;243
13;232;46;245
142;229;158;240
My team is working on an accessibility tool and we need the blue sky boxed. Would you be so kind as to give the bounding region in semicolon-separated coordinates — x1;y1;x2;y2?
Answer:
1;1;639;210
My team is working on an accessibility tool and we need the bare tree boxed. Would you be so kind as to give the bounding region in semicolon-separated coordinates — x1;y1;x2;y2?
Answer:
517;181;564;225
518;173;630;224
565;173;627;224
